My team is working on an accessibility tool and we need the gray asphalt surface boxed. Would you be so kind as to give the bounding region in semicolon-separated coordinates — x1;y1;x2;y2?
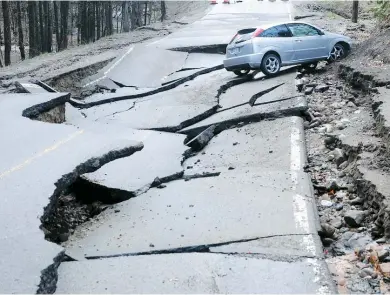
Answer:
0;93;143;293
0;0;335;293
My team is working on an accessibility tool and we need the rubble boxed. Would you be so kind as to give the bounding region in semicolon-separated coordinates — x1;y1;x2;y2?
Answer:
301;41;390;292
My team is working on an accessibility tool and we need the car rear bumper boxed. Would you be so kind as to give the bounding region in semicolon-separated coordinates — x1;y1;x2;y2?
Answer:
223;53;264;71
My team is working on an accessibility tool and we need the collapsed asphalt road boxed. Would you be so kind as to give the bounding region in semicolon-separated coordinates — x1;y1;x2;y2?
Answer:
0;0;336;293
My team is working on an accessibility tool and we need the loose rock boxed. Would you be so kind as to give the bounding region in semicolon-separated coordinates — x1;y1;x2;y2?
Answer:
330;148;345;166
321;200;333;207
320;223;336;238
323;237;335;246
327;179;339;191
344;210;366;227
380;263;390;276
315;84;330;93
350;197;364;205
378;249;389;262
339;161;349;170
331;216;343;229
305;86;314;95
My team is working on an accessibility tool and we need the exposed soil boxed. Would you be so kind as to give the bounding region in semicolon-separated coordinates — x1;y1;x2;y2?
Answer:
42;192;108;244
292;1;390;293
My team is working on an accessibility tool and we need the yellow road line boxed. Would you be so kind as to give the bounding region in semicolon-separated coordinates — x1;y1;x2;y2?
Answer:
0;129;84;180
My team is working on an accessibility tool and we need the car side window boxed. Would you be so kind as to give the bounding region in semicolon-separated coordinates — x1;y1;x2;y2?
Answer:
287;23;320;37
275;25;292;37
259;27;278;37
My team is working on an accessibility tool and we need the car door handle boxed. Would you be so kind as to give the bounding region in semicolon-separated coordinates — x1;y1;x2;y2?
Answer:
295;39;302;42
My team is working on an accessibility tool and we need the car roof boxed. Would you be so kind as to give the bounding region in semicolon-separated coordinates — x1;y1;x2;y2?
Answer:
251;21;320;31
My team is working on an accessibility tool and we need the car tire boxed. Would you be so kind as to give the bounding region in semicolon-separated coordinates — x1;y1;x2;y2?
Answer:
329;43;347;62
233;69;250;76
261;53;281;76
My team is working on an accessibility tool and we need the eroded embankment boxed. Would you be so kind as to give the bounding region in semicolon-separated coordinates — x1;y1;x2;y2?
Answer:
300;59;390;293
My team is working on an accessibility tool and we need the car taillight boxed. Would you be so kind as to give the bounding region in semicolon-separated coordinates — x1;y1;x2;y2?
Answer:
252;28;264;38
229;33;238;44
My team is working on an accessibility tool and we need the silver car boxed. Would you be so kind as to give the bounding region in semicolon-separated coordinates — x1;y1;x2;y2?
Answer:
223;21;352;76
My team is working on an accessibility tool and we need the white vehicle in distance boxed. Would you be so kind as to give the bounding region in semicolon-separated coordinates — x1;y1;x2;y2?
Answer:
223;21;352;76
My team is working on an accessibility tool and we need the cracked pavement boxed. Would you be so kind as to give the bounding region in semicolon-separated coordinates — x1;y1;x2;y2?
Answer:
0;0;336;293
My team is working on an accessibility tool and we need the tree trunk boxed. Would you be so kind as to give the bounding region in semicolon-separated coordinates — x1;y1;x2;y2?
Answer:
77;1;82;44
131;1;142;29
28;1;35;57
2;0;11;65
48;1;52;52
44;1;51;53
352;0;358;23
70;2;73;46
90;2;95;42
0;10;3;67
123;1;130;32
116;4;119;33
144;2;147;26
16;1;25;60
38;1;45;52
96;2;101;39
33;1;40;53
60;1;69;50
54;1;59;51
106;1;113;36
161;1;166;22
130;2;136;30
11;2;17;47
80;1;87;43
24;6;28;43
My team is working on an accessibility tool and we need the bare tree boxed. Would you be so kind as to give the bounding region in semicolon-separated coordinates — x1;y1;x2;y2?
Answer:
59;1;69;50
161;1;166;22
105;2;113;35
144;2;148;25
2;0;11;66
90;1;96;42
43;1;52;53
38;1;45;52
352;0;359;23
53;1;59;51
122;1;130;32
96;1;101;39
0;0;167;64
16;1;25;60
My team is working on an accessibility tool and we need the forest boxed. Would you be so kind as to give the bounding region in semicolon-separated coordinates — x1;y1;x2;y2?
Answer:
0;1;167;67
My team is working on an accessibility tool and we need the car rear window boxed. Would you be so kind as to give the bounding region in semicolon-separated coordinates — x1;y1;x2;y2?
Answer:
231;28;256;44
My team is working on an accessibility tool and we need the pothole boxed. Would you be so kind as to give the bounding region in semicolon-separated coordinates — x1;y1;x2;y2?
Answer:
41;176;134;244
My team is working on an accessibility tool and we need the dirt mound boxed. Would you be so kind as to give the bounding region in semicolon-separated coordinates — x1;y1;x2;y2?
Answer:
300;1;373;20
350;28;390;64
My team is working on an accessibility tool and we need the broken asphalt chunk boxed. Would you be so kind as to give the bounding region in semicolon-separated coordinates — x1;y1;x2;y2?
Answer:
185;125;216;151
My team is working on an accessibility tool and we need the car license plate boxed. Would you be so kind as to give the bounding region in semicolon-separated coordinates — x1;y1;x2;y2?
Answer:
230;47;240;54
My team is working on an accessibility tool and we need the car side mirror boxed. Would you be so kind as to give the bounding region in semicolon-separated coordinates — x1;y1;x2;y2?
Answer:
318;30;325;35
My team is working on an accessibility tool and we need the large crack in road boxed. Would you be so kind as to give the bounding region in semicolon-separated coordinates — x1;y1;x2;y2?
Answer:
30;63;316;294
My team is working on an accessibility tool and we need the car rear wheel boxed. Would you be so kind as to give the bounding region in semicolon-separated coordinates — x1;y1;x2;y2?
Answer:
261;53;281;76
233;69;250;76
329;43;346;61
